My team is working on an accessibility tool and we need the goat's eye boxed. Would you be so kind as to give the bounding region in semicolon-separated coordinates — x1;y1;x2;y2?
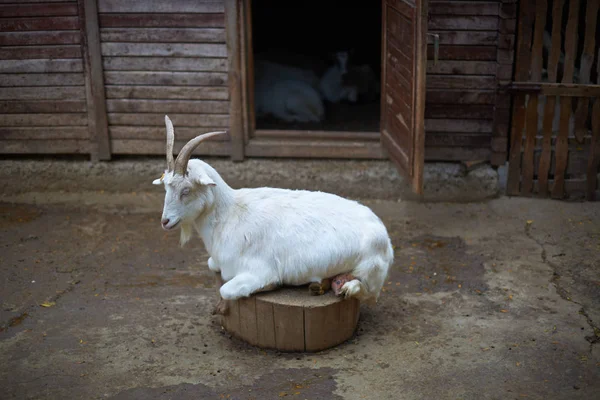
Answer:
181;187;191;198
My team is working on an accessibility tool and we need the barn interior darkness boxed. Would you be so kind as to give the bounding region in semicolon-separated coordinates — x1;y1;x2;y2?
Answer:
251;1;382;132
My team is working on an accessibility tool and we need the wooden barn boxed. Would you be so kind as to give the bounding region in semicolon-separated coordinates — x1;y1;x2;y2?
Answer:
0;0;598;199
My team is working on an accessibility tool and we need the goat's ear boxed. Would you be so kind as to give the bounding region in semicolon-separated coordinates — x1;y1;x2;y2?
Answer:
152;172;165;185
194;171;216;186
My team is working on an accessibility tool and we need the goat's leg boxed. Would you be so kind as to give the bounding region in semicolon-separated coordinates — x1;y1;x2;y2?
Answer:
211;272;230;316
208;258;229;315
308;278;332;296
208;257;220;273
219;272;278;300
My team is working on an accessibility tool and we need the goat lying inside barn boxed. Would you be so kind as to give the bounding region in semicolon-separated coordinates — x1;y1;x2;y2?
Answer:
254;58;325;123
152;116;393;314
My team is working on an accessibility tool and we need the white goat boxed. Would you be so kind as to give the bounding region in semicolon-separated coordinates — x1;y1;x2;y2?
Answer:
255;78;325;123
153;116;393;312
319;51;358;103
254;59;325;123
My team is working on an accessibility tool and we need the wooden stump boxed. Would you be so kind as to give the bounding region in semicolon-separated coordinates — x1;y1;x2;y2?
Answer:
220;286;360;352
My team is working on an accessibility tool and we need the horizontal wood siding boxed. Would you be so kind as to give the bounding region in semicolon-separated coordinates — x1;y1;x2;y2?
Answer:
98;0;230;155
0;1;88;153
0;0;506;165
424;0;500;162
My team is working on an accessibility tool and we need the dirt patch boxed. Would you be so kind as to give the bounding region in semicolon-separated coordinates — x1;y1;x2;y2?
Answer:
108;367;341;400
0;203;41;228
388;234;488;296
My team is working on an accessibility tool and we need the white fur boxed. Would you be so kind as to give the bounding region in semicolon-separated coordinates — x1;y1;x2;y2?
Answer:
254;59;325;123
153;156;393;303
255;58;320;87
255;79;325;123
319;51;358;103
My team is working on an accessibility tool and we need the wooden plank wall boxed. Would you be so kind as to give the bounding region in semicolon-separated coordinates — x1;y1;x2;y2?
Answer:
97;0;231;156
425;0;500;162
492;0;517;166
0;0;519;166
0;0;89;154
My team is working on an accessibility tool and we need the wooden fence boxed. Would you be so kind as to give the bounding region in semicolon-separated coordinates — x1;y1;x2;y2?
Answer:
506;0;600;200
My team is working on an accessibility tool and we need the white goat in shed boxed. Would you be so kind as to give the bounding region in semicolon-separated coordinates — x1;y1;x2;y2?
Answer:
153;116;393;313
255;78;325;123
254;59;325;123
319;50;359;103
254;59;325;122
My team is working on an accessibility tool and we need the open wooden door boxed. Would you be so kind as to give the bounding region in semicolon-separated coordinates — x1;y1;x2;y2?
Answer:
380;0;428;194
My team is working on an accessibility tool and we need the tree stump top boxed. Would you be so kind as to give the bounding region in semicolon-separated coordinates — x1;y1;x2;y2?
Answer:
254;285;343;307
221;285;360;352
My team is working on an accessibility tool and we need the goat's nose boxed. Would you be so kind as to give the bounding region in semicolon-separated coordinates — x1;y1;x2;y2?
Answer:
161;218;170;226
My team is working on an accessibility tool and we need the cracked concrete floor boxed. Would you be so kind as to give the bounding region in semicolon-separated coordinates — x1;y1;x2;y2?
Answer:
0;196;599;400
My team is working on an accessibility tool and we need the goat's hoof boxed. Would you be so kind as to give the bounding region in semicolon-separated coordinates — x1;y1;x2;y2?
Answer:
308;282;325;296
308;279;331;296
212;299;229;316
339;279;361;299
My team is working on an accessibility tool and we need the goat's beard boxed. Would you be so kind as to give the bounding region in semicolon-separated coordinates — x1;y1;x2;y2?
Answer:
179;221;193;247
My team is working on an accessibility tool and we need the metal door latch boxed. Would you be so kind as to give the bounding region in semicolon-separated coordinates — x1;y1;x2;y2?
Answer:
427;33;439;65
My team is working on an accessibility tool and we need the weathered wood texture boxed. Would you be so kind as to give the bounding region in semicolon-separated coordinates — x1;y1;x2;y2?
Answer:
380;0;427;194
246;1;512;164
0;0;89;153
424;1;502;163
220;286;360;352
506;0;600;200
491;0;517;166
97;0;231;156
79;0;110;161
6;0;594;178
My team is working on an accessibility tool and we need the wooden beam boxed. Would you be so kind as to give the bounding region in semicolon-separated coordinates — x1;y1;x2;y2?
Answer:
78;0;110;161
224;0;244;161
503;82;600;97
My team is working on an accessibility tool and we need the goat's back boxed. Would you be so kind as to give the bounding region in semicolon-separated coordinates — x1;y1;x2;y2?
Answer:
213;187;392;285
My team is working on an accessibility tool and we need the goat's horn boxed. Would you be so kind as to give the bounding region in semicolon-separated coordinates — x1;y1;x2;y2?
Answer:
173;130;227;176
165;115;175;172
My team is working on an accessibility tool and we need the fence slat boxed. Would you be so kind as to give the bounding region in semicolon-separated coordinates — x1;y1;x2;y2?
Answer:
521;0;547;195
522;94;538;195
538;95;558;195
587;100;600;200
529;0;546;82
546;0;565;83
552;0;580;199
574;0;598;141
507;96;527;194
507;1;535;195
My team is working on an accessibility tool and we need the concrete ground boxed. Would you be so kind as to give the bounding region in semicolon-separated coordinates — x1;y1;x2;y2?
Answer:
1;185;599;399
